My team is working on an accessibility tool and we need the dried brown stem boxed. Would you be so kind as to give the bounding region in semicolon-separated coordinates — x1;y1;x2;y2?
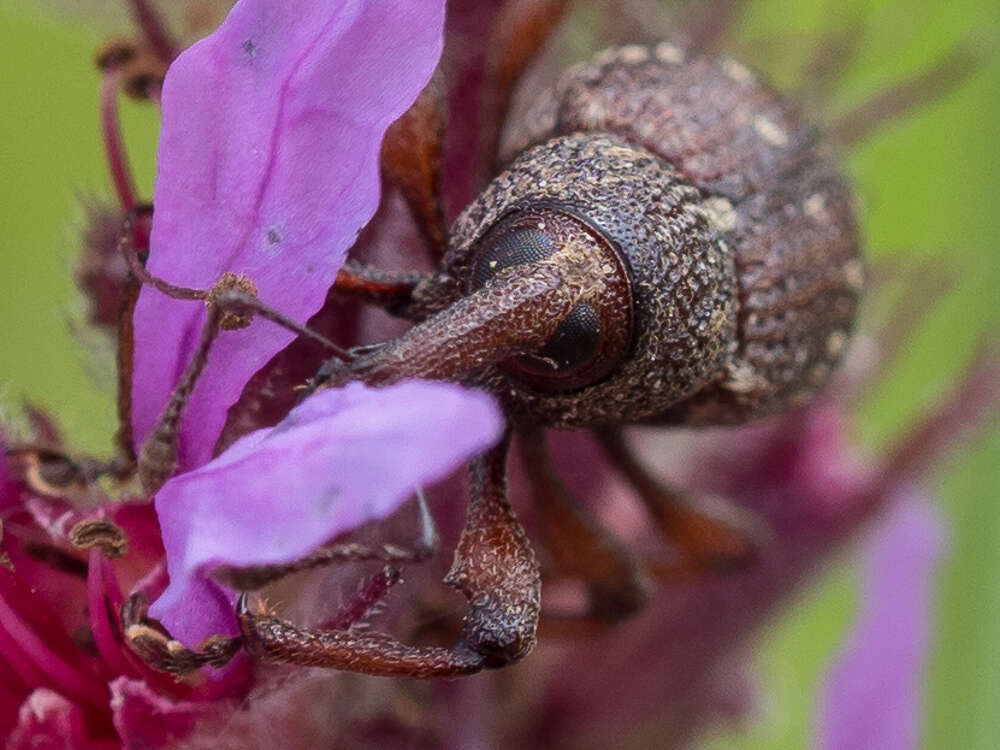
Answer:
100;66;138;212
137;307;222;494
519;428;653;625
127;0;177;63
832;41;985;146
853;345;1000;526
215;490;438;590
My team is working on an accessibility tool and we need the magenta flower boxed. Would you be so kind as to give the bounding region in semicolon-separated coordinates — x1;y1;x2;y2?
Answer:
0;431;233;746
2;0;502;745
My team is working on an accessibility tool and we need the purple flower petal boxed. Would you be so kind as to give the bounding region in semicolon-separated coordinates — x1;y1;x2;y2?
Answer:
816;490;945;750
132;0;446;470
149;380;503;646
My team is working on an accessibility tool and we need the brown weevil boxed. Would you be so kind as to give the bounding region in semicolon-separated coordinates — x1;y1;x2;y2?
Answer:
122;19;863;677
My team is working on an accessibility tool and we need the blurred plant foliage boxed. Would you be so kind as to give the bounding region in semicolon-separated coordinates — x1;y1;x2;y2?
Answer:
0;0;996;748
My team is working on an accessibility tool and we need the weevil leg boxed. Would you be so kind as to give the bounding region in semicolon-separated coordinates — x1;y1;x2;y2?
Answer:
122;567;403;675
478;0;571;177
596;427;768;577
238;437;541;677
332;73;450;314
136;305;223;494
442;435;541;667
380;72;448;258
135;294;347;494
237;595;485;678
518;428;654;630
122;593;243;675
213;490;439;591
319;566;404;631
330;258;472;324
340;14;573;308
330;260;435;319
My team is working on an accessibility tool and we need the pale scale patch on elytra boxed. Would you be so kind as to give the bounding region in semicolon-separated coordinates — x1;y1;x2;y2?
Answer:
579;97;608;128
826;330;848;358
604;144;640;162
563;61;601;84
843;258;865;292
699;196;738;233
803;192;829;223
593;47;621;67
654;42;685;64
723;361;766;394
753;115;790;148
721;57;754;84
709;307;730;337
618;44;651;64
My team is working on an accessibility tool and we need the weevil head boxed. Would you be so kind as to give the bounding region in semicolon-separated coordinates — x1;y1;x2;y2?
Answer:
445;133;737;428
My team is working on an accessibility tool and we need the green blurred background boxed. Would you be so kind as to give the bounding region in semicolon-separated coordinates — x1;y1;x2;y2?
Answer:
0;1;996;747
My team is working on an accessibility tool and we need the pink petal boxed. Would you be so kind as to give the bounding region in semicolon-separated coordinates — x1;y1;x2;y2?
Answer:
87;551;140;680
132;0;446;470
110;678;227;750
149;380;502;646
7;689;88;750
0;567;109;716
816;491;945;750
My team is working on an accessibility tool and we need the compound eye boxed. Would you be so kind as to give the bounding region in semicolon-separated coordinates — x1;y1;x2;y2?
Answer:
523;302;601;372
467;208;633;393
470;226;554;288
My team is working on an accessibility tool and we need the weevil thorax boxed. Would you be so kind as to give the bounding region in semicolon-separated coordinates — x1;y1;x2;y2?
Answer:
445;42;862;429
